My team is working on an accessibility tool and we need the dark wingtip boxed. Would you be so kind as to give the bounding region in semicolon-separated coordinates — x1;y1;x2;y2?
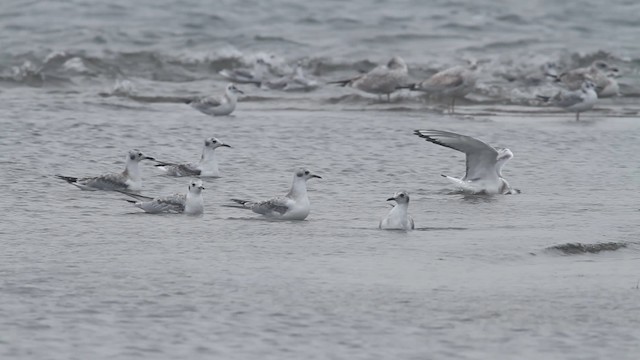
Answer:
55;174;77;183
440;174;447;178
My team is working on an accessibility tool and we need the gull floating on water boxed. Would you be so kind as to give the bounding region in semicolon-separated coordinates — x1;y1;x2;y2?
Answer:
155;137;230;177
407;61;478;113
187;83;244;116
263;62;320;91
229;168;321;220
120;179;205;215
330;56;408;101
379;191;415;230
219;58;270;85
414;130;518;195
55;149;155;191
537;80;597;121
548;60;619;98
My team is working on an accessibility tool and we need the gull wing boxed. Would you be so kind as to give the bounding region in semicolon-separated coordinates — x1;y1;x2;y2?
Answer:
155;162;201;176
551;90;584;108
136;193;186;213
250;196;292;217
78;172;130;191
414;129;499;181
418;67;465;91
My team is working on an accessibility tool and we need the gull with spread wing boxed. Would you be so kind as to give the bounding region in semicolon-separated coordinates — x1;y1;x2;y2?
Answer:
414;130;518;195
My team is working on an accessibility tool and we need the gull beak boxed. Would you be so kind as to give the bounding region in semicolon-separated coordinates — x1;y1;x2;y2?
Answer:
221;144;231;148
311;174;322;179
199;186;205;190
386;197;395;201
144;156;155;161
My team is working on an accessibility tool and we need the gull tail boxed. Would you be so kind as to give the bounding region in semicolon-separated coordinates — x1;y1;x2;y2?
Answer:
55;174;78;184
397;83;417;90
116;190;153;201
536;95;550;102
225;199;254;209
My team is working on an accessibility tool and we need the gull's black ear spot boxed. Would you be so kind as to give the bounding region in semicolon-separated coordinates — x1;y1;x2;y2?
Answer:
130;154;136;160
304;170;310;175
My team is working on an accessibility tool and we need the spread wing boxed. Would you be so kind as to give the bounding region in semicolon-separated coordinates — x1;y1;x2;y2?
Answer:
155;162;201;177
414;129;499;181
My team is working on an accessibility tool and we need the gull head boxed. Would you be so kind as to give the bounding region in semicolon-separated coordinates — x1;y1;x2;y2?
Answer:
387;191;410;204
127;149;155;162
581;80;597;92
495;147;514;162
204;137;231;150
295;168;322;181
387;56;407;70
188;179;205;194
226;83;244;95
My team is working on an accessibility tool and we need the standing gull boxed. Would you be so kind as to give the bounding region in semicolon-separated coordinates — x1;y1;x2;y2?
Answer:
219;58;270;85
120;179;205;215
330;56;408;101
188;83;244;116
155;137;230;177
408;61;478;113
229;168;321;220
537;80;597;121
414;130;518;195
55;149;155;191
379;191;415;230
548;60;619;98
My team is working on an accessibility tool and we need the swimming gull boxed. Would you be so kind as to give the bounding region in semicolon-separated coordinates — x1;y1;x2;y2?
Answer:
329;56;409;101
187;83;244;116
120;179;205;215
379;191;415;230
155;137;230;177
55;149;155;191
219;58;270;85
414;130;518;195
407;61;478;113
229;168;321;220
537;80;597;121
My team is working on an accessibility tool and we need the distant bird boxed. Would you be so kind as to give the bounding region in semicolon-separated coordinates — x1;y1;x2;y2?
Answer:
155;137;230;177
407;61;478;113
55;149;155;191
229;168;321;220
219;58;270;85
187;83;244;116
329;56;409;101
537;80;598;121
263;62;320;91
414;130;518;195
120;179;205;215
548;60;619;98
379;191;415;230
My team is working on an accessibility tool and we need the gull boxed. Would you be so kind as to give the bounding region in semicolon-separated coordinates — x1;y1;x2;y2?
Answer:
414;130;518;195
229;168;321;220
407;61;478;113
187;83;244;116
548;60;619;98
379;191;415;230
263;62;320;91
155;137;230;177
537;80;597;121
120;179;205;215
219;58;270;85
329;56;409;101
55;149;155;191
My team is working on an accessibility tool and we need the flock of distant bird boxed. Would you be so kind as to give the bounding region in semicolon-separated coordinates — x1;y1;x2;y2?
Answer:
56;55;620;230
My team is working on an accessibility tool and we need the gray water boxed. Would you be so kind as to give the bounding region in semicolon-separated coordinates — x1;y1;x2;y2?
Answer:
1;1;640;359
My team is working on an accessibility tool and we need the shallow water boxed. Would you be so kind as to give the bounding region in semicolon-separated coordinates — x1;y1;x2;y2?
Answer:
1;0;640;359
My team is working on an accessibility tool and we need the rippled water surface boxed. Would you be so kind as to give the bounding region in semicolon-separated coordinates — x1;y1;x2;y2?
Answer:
1;0;639;359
